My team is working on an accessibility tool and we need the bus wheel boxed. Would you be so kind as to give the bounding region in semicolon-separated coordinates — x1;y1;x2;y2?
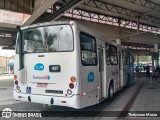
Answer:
108;84;114;101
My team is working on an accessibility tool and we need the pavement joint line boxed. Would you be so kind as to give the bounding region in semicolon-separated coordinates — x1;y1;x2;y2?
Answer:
0;99;15;103
93;83;137;120
0;85;13;86
0;88;7;90
117;81;144;119
102;83;137;111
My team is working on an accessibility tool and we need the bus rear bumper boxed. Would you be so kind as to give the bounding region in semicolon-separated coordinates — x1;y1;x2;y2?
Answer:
13;90;81;109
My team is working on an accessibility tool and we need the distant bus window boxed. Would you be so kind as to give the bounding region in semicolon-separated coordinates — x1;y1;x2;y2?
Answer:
80;32;97;66
122;50;126;65
105;43;110;65
110;45;118;65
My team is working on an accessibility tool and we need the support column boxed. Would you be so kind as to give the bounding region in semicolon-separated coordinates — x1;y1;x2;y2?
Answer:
154;44;159;67
152;57;154;72
116;39;121;45
136;55;139;66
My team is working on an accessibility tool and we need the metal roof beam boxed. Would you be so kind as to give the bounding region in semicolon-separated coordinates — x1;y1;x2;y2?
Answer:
0;22;17;29
0;37;15;46
0;28;17;34
63;7;160;34
0;0;33;14
82;0;160;27
7;0;32;14
43;0;85;22
124;0;160;11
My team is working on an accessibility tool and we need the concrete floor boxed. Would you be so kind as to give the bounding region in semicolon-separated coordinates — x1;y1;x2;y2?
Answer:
95;77;160;120
0;75;159;120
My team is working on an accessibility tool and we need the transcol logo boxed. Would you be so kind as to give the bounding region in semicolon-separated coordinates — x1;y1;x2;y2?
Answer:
45;75;51;80
33;75;51;80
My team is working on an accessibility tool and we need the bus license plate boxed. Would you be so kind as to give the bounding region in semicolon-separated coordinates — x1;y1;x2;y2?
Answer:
37;83;48;88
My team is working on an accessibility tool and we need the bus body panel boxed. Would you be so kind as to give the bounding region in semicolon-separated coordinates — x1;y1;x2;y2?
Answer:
106;65;119;91
13;90;82;109
78;31;99;108
14;51;79;96
14;22;83;109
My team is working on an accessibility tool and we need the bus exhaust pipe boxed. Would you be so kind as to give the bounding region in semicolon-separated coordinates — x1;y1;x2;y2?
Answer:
28;96;31;102
50;98;54;105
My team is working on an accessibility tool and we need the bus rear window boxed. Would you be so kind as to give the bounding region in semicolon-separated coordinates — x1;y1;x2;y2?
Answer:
16;25;73;53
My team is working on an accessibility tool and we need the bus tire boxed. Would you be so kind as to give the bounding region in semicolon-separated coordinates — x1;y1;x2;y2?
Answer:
108;83;114;101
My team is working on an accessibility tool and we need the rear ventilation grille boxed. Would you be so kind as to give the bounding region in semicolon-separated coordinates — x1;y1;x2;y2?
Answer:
45;90;63;94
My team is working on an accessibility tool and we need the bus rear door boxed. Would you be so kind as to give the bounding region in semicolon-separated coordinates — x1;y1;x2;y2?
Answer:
98;45;105;100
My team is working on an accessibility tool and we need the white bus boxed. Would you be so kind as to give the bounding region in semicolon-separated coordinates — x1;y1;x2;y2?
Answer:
13;21;129;109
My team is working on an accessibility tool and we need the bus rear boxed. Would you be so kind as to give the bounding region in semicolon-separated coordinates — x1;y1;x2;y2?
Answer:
13;21;82;109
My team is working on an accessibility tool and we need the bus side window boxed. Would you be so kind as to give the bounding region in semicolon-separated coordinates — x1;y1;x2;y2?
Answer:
80;32;97;66
122;50;126;65
105;43;110;65
109;45;118;65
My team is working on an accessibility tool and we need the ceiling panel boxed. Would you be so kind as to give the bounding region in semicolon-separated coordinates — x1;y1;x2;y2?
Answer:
0;0;33;14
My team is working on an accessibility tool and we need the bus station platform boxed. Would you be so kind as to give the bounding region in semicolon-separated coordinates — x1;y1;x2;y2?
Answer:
94;76;160;120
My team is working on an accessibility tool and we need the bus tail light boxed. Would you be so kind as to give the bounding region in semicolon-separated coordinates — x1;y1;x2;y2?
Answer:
96;86;99;90
14;75;17;80
80;93;86;96
15;80;18;85
69;83;74;89
70;76;76;82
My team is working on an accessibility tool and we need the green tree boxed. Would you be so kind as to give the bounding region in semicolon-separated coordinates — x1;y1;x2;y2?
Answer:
134;56;151;63
139;56;151;62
